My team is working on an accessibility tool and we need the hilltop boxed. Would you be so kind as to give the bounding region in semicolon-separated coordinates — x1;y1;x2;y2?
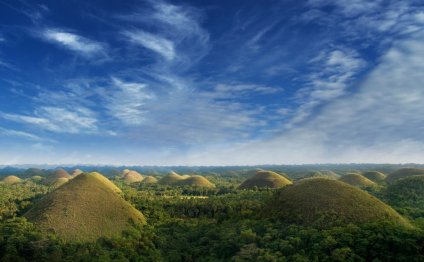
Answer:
339;173;375;187
362;171;386;182
158;171;185;185
44;168;71;185
142;176;158;184
386;168;424;183
267;178;409;227
176;175;215;188
122;170;144;184
2;175;23;185
238;170;292;189
24;172;144;241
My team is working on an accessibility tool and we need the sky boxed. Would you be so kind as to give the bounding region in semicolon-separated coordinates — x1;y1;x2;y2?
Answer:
0;0;424;165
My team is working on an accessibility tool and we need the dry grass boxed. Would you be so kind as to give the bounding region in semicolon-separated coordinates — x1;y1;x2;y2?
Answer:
267;178;410;227
25;172;144;242
339;173;375;187
238;170;292;189
176;175;215;188
2;175;23;185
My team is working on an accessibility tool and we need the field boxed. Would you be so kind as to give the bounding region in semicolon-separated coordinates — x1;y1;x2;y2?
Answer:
0;164;424;261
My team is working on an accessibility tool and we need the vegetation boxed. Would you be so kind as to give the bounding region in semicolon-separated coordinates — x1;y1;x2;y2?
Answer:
386;168;424;183
0;166;423;261
238;170;292;189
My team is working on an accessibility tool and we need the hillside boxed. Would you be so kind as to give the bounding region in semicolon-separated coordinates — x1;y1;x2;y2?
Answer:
70;169;83;178
362;171;386;182
122;170;144;184
238;170;292;189
24;172;144;241
158;171;185;185
2;175;23;185
50;177;69;189
339;173;375;187
386;175;424;209
386;168;424;183
142;176;158;184
44;168;71;185
267;178;409;227
176;175;215;188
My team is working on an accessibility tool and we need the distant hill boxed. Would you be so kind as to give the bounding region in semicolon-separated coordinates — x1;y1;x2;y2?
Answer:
70;169;83;178
238;170;292;189
2;175;23;185
266;178;410;227
386;168;424;183
122;170;144;184
142;176;158;184
44;168;71;185
386;175;424;209
50;177;69;189
158;171;185;185
176;175;215;188
362;171;386;182
24;172;144;241
339;173;375;187
24;168;46;177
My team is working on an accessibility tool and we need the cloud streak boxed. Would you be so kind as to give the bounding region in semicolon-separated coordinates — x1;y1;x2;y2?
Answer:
42;29;105;57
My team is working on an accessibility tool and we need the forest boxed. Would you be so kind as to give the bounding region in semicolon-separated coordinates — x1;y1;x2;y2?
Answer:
0;164;423;261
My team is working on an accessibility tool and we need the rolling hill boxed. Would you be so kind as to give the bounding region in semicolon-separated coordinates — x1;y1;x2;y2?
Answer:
24;172;144;241
339;173;375;187
267;178;410;227
386;168;424;183
2;175;23;185
238;170;292;189
142;176;158;184
44;168;71;185
176;175;215;188
158;171;185;185
122;170;144;184
361;171;386;182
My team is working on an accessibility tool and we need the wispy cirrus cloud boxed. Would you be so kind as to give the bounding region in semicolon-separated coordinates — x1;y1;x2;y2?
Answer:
0;106;98;134
102;77;154;126
41;29;106;57
123;30;175;61
0;127;52;142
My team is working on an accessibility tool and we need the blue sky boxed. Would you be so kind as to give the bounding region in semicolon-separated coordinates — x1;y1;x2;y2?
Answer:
0;0;424;165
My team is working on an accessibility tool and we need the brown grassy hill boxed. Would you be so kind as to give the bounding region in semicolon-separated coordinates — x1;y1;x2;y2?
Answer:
142;176;158;184
44;168;71;185
238;170;292;189
2;175;23;185
50;177;69;189
70;169;83;178
339;173;375;187
267;178;410;227
122;170;144;184
362;171;386;182
159;171;185;185
386;168;424;183
176;175;215;188
24;172;144;241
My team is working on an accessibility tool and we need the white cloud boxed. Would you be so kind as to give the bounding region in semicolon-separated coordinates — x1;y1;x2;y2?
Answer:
181;31;424;165
289;48;366;125
0;106;98;134
42;29;105;56
103;78;154;125
123;30;175;60
0;127;48;142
